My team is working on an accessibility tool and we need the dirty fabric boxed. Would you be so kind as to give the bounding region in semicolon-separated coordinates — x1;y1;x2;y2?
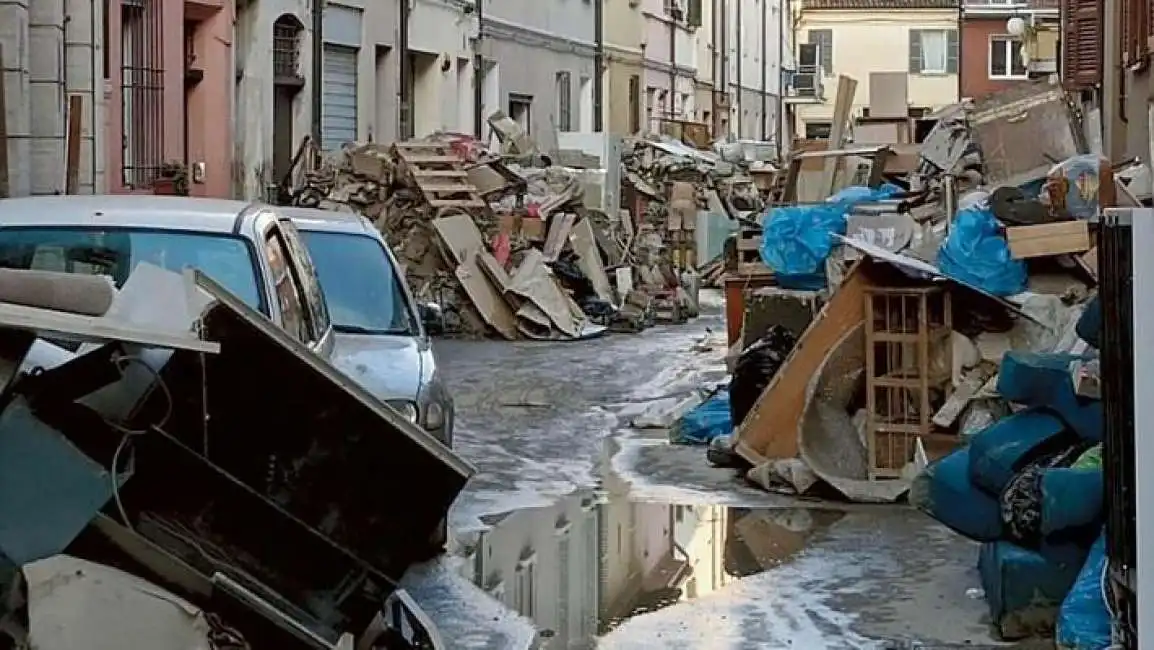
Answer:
669;388;732;445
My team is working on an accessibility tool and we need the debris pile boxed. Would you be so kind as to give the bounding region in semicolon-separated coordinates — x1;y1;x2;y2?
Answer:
638;76;1137;646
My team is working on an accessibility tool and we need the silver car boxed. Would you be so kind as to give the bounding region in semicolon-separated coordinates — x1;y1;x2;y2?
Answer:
282;206;454;446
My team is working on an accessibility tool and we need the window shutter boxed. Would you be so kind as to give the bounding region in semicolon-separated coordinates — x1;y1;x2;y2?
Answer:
821;33;832;72
909;29;923;73
1061;0;1102;89
687;0;702;27
946;29;960;73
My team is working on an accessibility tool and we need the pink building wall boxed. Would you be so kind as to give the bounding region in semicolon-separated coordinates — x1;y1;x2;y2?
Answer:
105;0;234;198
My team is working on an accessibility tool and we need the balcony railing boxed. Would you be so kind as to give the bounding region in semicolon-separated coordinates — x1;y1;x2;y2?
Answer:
962;0;1060;9
785;64;825;102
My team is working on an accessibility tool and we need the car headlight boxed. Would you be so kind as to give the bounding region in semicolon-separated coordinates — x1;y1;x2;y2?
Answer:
424;402;445;430
386;400;419;425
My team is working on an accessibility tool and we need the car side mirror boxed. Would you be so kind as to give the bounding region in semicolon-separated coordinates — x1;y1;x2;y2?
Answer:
419;302;444;335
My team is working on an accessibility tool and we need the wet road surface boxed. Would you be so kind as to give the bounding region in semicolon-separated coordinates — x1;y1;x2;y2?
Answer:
401;295;1027;649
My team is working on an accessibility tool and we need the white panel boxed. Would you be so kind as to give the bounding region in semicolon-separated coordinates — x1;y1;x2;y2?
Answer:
1135;209;1154;650
322;45;359;151
323;4;363;47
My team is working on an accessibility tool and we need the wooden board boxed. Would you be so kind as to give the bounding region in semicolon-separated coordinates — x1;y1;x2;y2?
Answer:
1005;221;1091;259
735;260;872;463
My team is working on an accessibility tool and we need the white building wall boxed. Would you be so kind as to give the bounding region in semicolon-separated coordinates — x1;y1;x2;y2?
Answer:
408;0;477;136
724;0;783;141
64;0;106;194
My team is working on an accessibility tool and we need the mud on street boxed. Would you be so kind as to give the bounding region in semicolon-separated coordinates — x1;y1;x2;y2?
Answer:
400;297;1022;650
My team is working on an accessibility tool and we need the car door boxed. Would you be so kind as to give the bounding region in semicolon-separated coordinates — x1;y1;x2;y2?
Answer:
277;218;334;358
259;220;327;354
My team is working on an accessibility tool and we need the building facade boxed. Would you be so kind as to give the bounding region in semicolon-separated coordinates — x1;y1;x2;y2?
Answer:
236;0;400;199
959;0;1060;100
605;0;646;135
792;0;960;139
726;0;786;141
406;0;476;138
478;0;598;148
641;0;699;132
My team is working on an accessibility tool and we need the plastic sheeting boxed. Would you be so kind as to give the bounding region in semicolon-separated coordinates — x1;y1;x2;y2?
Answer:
670;389;733;445
998;352;1103;442
759;184;901;289
938;206;1028;297
1043;155;1102;221
1056;533;1111;650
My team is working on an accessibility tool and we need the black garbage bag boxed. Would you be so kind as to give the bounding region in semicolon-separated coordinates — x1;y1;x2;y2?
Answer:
728;325;798;428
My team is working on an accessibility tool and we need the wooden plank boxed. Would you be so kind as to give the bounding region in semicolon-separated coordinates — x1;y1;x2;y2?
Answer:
418;183;477;193
428;198;485;208
0;43;8;198
413;170;469;178
1005;220;1091;259
65;95;82;194
737;236;762;251
819;75;858;197
400;155;461;164
734;260;871;463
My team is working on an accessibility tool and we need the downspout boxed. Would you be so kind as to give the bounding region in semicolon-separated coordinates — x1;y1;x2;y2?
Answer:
311;0;323;143
399;0;411;138
736;0;742;137
956;2;963;101
594;0;603;131
777;0;787;158
760;0;768;140
473;0;483;137
669;12;676;121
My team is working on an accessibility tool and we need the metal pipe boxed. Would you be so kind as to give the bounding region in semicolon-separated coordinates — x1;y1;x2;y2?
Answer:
399;0;411;138
736;0;742;137
760;0;768;141
669;12;675;121
594;0;603;131
474;0;483;137
777;0;787;158
310;0;323;143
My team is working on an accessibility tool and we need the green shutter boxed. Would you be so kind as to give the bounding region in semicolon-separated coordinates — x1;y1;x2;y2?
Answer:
909;29;923;73
946;29;959;74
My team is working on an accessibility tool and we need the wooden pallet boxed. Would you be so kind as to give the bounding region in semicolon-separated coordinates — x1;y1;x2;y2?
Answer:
736;226;772;275
391;141;486;209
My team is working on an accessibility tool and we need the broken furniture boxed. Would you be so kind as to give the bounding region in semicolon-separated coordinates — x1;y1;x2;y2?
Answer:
0;267;468;649
864;286;954;479
723;272;778;346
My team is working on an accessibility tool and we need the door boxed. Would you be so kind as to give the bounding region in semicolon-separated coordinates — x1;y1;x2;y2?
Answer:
273;84;296;192
322;45;358;151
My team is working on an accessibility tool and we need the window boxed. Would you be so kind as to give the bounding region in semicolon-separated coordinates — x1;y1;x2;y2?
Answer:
687;0;702;27
264;230;311;343
989;36;1027;79
807;29;833;75
509;93;532;134
579;75;593;131
628;75;641;133
909;29;959;74
299;231;416;335
805;121;832;139
0;228;263;311
514;554;536;618
321;44;359;151
121;0;165;189
556;71;572;132
273;15;304;80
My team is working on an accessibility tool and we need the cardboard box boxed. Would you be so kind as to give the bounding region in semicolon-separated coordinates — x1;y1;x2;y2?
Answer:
1005;221;1091;259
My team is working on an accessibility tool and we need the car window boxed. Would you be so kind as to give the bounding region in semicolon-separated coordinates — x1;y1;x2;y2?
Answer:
277;220;330;336
0;227;263;310
298;230;418;335
264;228;313;344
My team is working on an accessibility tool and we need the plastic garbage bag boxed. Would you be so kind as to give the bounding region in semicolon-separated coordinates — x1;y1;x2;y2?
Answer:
1056;533;1111;650
670;389;733;445
1072;444;1102;470
939;205;1028;296
729;326;798;427
759;184;901;289
1043;155;1103;221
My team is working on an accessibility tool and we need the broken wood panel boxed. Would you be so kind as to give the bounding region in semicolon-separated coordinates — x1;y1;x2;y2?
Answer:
568;217;615;303
455;254;519;340
1005;220;1091;259
542;213;578;261
432;213;486;266
429;198;486;208
735;261;872;464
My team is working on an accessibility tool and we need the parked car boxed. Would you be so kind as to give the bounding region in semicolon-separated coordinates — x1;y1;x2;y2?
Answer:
0;195;452;446
281;206;454;447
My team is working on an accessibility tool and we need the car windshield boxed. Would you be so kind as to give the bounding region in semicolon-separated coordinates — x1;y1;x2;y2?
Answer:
0;227;263;310
299;230;417;335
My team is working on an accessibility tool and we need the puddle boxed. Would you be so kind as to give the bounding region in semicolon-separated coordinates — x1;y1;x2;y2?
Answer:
449;480;845;648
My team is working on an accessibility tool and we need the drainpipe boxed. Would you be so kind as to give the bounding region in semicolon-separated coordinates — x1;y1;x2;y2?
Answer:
399;0;411;138
594;0;603;131
473;0;483;137
311;0;323;144
735;0;742;137
777;0;786;158
760;0;767;141
669;14;675;121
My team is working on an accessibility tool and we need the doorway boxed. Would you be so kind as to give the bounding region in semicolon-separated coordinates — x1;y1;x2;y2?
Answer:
272;14;305;201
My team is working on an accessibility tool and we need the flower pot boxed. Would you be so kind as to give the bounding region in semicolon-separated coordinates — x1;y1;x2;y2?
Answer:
153;178;178;195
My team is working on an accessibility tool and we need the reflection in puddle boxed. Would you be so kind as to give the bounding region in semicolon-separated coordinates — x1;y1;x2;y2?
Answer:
452;484;845;648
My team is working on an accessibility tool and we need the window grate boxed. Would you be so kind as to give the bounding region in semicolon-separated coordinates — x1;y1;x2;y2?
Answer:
121;0;165;190
273;17;303;79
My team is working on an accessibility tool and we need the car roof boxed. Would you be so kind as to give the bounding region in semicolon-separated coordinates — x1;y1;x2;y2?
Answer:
280;206;378;236
0;195;262;234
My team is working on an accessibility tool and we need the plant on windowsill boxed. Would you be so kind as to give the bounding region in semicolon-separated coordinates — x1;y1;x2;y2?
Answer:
154;161;190;196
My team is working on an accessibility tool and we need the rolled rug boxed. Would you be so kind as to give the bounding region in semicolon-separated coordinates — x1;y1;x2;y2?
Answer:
0;268;115;316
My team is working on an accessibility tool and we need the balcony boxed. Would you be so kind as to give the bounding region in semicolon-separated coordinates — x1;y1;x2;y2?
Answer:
962;0;1060;13
783;65;825;104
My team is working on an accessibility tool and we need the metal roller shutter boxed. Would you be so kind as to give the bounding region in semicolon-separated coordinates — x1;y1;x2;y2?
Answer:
321;45;358;151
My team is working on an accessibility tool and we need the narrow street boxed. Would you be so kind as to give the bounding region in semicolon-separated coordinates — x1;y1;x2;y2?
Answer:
401;297;1022;650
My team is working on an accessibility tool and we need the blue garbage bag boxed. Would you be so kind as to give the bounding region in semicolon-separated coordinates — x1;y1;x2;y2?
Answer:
938;206;1028;296
759;184;901;289
1056;532;1111;649
910;447;1004;541
1040;467;1104;537
670;390;733;445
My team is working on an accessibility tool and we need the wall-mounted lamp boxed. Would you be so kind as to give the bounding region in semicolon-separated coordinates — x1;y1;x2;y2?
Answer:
1006;16;1027;37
